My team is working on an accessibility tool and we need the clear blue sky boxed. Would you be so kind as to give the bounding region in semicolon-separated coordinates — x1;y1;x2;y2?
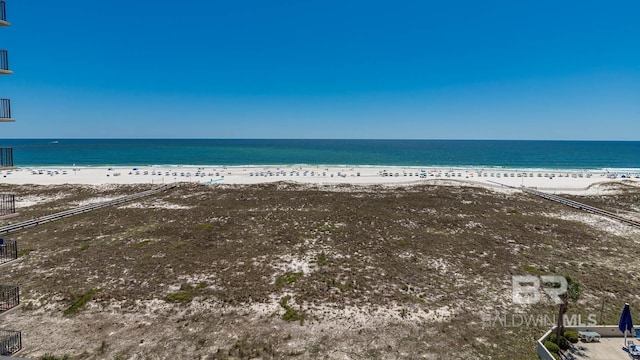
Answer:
1;0;639;139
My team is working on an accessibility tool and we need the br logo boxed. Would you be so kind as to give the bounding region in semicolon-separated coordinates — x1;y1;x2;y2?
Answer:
512;275;567;305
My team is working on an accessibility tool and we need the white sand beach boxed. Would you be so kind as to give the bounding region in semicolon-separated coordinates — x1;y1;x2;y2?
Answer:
1;166;639;193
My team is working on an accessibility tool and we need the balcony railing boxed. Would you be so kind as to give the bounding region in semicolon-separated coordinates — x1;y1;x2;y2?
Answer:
0;239;17;264
0;285;19;313
0;50;9;72
0;194;15;216
0;1;7;24
0;99;11;121
0;147;12;168
0;329;22;356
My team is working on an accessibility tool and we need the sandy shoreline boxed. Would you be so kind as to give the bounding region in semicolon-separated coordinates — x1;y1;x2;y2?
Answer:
1;165;639;192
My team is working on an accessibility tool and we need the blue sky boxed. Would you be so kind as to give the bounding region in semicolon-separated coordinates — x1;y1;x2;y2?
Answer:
1;0;639;139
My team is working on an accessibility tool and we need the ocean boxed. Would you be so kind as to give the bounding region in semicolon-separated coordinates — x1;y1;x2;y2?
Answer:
1;139;639;169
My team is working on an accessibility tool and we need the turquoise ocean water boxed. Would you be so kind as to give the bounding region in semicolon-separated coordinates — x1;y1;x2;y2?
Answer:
1;139;639;169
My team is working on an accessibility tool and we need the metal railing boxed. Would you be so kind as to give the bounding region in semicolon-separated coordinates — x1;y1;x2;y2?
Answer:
0;1;6;23
0;285;19;313
0;98;11;120
0;329;21;356
0;194;15;216
0;147;12;168
0;50;8;71
0;238;17;265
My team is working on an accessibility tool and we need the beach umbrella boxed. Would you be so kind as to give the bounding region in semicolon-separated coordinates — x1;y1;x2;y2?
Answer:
619;303;634;348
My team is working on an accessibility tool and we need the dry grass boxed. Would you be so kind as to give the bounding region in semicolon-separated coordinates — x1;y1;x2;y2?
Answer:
0;182;638;359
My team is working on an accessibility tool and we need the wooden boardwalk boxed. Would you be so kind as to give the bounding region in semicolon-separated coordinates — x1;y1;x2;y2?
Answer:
487;180;640;229
0;183;177;235
521;187;640;228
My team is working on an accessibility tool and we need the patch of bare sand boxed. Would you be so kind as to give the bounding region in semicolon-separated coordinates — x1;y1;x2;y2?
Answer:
118;200;192;210
14;193;69;208
73;196;122;207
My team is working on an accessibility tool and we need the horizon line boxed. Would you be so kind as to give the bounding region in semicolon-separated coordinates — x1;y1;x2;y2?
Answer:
2;138;640;142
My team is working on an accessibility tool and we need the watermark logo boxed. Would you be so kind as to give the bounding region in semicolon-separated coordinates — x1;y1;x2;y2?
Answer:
481;313;597;329
481;275;595;329
512;275;567;305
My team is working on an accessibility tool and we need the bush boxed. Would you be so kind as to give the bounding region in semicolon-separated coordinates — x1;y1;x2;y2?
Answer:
40;355;71;360
165;283;197;303
165;291;194;303
549;334;570;350
564;330;579;343
317;252;328;266
544;340;560;354
275;271;303;288
63;288;99;316
279;295;306;325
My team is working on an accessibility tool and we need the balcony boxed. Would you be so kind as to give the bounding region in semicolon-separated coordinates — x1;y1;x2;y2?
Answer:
0;147;12;168
0;330;21;356
0;1;8;27
0;50;11;75
0;285;19;313
0;99;13;122
0;194;15;216
0;239;17;264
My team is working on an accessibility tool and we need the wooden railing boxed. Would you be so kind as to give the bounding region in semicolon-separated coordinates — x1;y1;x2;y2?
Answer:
521;187;640;229
487;180;640;229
